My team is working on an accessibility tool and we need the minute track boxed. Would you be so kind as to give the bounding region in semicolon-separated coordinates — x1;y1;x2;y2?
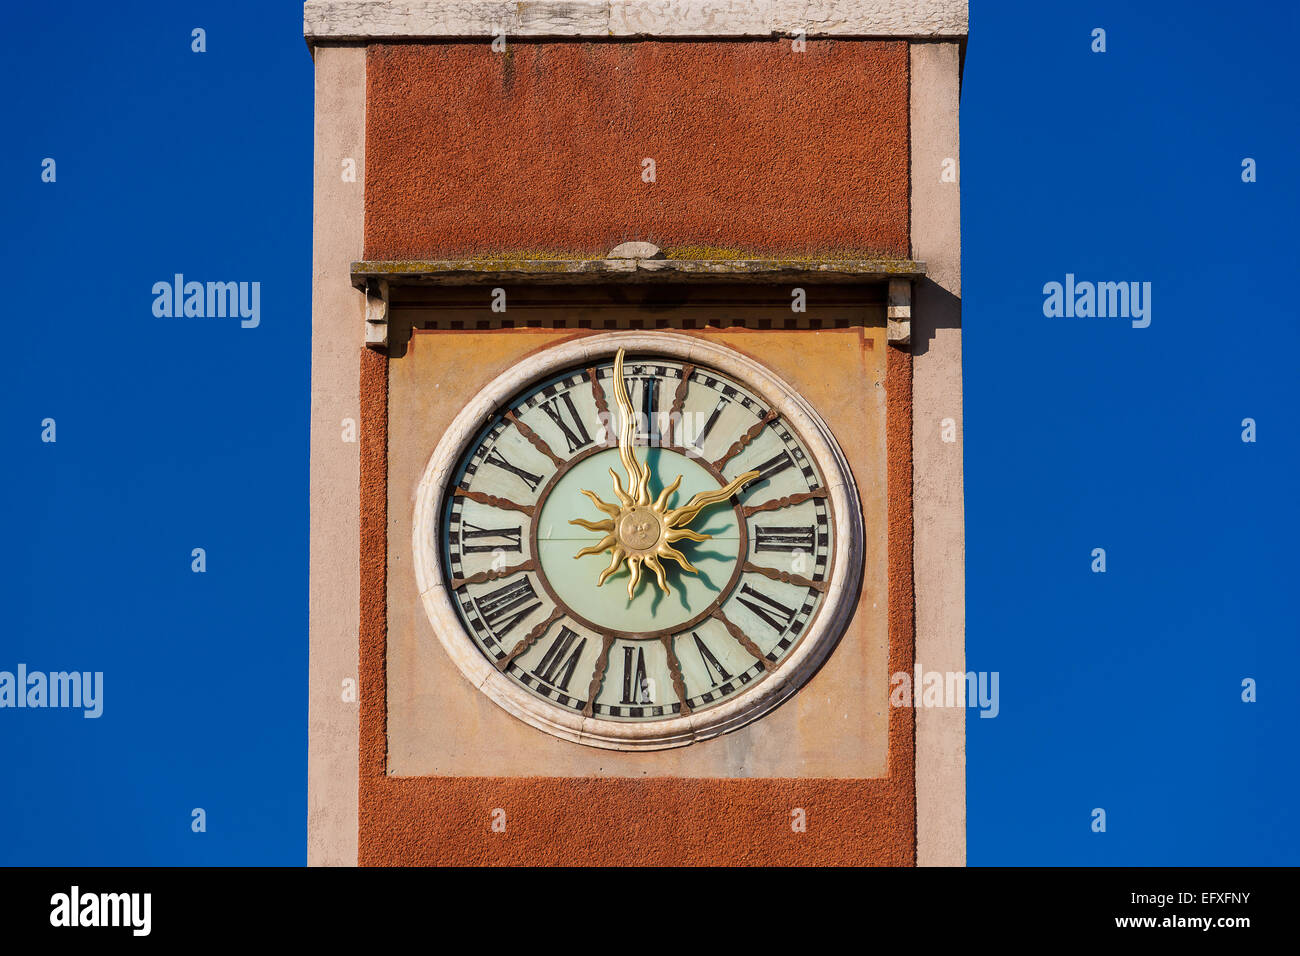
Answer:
436;344;840;731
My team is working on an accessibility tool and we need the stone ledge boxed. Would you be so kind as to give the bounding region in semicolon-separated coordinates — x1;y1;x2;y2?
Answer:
350;257;926;288
305;1;969;44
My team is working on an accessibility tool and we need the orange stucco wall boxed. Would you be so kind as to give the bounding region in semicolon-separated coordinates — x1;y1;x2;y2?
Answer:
357;336;915;865
364;41;911;259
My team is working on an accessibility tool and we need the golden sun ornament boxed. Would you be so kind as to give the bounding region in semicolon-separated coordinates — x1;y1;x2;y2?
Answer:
570;348;759;600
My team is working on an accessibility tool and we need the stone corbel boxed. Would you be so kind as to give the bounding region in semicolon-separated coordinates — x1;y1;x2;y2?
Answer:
887;278;911;348
365;278;389;350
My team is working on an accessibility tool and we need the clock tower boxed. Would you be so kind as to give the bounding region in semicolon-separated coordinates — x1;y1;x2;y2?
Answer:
306;0;968;866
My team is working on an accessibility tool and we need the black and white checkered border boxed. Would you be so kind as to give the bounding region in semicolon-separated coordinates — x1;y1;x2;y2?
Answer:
459;418;508;486
447;495;466;580
594;361;685;386
459;587;505;657
589;699;684;719
812;496;831;584
768;419;820;488
514;370;590;414
504;661;589;713
685;659;765;710
766;588;821;657
458;573;548;660
689;370;769;419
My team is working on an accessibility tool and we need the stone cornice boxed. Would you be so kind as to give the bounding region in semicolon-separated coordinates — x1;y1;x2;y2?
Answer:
350;257;926;288
304;1;969;45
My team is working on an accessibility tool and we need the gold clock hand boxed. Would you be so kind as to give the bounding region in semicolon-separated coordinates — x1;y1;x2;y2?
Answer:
664;470;759;529
570;348;759;601
611;349;651;505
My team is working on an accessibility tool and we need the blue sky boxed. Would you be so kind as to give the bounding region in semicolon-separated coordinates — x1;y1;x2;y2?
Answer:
1;1;1295;865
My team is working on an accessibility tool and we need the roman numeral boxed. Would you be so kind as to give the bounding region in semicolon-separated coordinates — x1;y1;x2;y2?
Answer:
751;450;795;485
693;632;732;685
475;577;542;638
459;522;523;553
483;446;544;492
638;374;661;446
691;396;727;451
754;526;815;552
736;583;798;634
540;391;594;453
533;626;586;691
620;646;652;704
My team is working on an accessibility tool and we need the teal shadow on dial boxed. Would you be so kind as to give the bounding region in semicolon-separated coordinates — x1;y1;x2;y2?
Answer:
536;446;742;633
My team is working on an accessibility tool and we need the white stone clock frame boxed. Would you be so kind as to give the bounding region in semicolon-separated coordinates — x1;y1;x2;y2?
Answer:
411;332;865;750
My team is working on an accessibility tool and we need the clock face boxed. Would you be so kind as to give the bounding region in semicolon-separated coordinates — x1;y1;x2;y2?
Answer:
414;333;862;750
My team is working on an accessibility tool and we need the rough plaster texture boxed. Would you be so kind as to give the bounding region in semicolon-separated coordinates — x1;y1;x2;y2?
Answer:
303;25;968;864
362;41;910;259
386;327;890;777
308;44;365;868
358;333;916;865
910;42;965;867
306;1;969;42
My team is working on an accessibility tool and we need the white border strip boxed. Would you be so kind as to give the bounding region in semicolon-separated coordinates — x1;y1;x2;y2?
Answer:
910;42;966;866
305;1;969;43
307;45;365;867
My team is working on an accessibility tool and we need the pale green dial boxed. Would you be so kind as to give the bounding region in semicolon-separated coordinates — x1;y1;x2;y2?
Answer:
440;354;834;723
537;446;742;634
